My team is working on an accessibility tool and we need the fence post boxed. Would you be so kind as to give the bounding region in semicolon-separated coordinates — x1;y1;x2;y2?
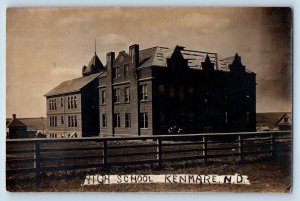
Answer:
103;140;108;168
238;135;244;162
203;136;208;165
33;141;41;179
271;133;276;158
156;138;163;169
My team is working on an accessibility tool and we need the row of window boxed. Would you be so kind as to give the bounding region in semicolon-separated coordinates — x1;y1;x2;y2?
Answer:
101;84;148;104
102;112;148;129
49;133;79;138
113;87;131;103
113;65;129;79
158;85;252;102
158;85;193;99
49;115;77;127
49;96;78;111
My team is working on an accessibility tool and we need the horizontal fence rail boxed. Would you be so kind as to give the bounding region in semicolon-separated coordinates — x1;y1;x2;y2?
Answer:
6;131;292;178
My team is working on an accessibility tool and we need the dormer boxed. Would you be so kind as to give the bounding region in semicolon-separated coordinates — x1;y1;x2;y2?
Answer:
229;53;246;74
166;45;188;69
201;55;214;71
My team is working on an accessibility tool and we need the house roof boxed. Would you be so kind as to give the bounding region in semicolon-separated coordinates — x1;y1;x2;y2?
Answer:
6;117;46;130
7;118;27;128
276;113;292;126
44;73;101;97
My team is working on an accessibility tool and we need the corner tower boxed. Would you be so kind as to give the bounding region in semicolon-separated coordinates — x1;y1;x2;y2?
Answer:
82;40;105;76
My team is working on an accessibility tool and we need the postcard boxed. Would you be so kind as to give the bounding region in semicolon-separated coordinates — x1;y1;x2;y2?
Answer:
6;7;292;192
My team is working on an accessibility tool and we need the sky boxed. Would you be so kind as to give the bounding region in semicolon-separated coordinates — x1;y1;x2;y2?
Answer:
6;8;292;118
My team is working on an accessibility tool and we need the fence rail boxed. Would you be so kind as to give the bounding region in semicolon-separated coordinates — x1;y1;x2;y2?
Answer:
6;131;292;178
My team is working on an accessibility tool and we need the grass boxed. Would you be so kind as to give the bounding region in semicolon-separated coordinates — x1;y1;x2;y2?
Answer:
6;135;292;192
6;155;291;192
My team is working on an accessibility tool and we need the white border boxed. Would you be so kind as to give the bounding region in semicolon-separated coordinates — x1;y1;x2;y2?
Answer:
0;0;298;201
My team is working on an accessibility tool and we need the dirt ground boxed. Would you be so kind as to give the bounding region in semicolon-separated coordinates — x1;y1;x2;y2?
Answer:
6;156;291;193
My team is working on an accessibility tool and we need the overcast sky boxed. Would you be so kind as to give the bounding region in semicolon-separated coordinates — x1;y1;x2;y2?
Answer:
6;8;292;118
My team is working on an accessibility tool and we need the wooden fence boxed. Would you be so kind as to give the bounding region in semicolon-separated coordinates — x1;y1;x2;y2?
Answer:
6;131;292;178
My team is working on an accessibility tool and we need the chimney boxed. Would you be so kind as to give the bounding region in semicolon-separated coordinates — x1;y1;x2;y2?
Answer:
129;44;139;67
12;114;16;119
106;52;115;69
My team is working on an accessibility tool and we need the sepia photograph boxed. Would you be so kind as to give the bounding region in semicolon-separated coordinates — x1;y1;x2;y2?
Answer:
6;7;292;192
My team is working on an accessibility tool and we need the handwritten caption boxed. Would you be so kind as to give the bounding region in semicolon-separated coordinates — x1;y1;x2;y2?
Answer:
81;174;250;185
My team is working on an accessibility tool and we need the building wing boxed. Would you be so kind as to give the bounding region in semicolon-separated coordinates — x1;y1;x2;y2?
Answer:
44;73;101;97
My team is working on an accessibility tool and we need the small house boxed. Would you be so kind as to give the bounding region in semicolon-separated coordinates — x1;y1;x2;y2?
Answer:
275;113;292;131
6;114;27;139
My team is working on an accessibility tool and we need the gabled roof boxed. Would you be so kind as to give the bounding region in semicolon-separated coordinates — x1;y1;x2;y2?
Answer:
44;73;101;97
7;118;26;128
276;113;292;126
6;117;46;130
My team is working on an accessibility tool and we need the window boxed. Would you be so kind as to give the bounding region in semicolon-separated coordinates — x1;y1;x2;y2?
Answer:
204;127;212;133
67;115;77;127
188;86;194;96
102;114;107;128
140;112;148;128
125;87;130;102
61;98;63;107
49;99;57;110
49;100;52;110
71;116;74;127
74;96;77;108
159;113;166;124
169;86;175;97
179;86;185;100
113;88;120;103
114;113;121;128
61;116;64;124
101;90;106;104
54;99;57;110
74;116;77;127
124;65;129;77
68;97;70;109
61;134;65;138
140;84;148;101
67;96;77;109
246;112;250;124
50;116;57;127
158;85;165;94
125;113;131;128
113;67;120;79
68;116;70;127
